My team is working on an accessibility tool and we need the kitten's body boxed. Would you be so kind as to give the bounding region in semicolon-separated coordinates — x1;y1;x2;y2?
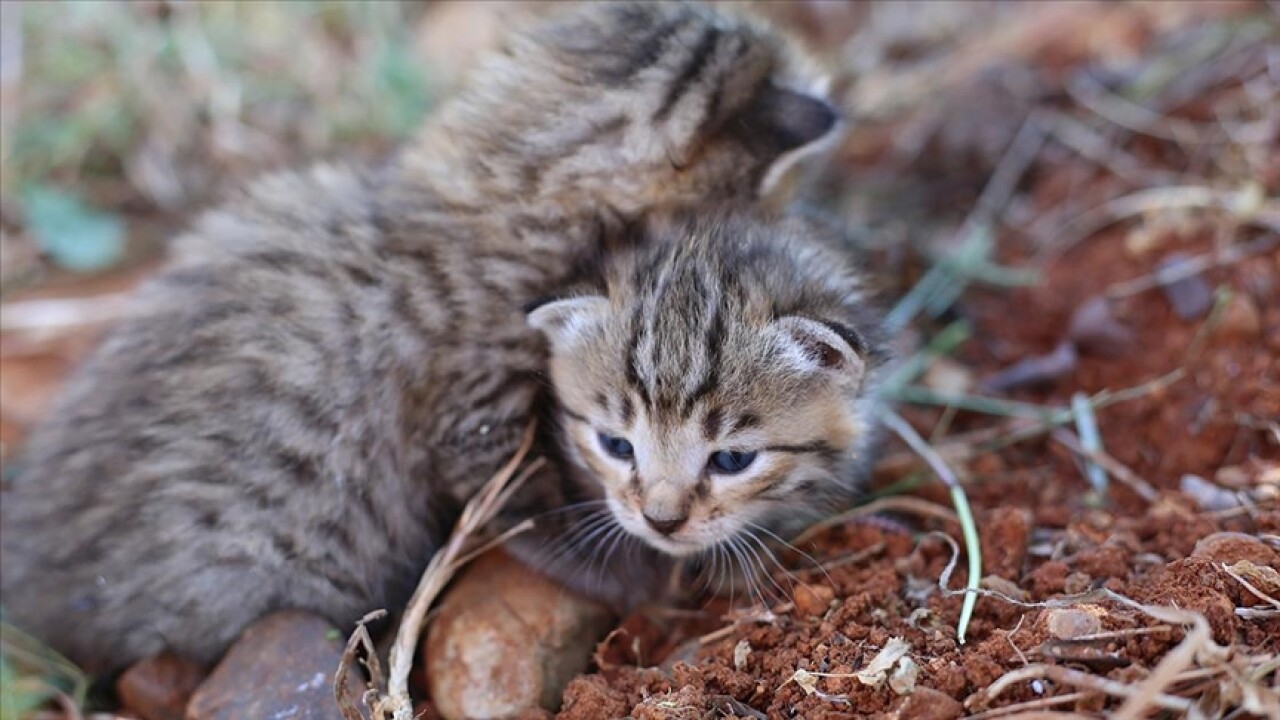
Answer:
0;2;840;673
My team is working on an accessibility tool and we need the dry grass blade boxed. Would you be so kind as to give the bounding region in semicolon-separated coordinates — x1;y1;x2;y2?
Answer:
980;664;1199;715
334;422;541;720
1039;186;1280;263
790;495;959;547
965;692;1093;720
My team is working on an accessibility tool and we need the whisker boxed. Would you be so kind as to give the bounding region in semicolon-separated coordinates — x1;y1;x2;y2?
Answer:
746;520;836;590
714;543;731;603
545;512;614;573
569;523;617;591
742;530;798;591
728;537;767;611
523;499;610;522
738;534;789;604
592;523;629;593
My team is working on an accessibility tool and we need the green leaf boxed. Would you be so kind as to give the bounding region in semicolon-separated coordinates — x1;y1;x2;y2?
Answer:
21;186;125;273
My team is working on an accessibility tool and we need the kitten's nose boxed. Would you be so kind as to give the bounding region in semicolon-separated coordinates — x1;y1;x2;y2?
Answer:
643;513;688;536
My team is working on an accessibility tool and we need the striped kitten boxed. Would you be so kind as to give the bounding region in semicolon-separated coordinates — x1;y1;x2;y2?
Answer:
511;209;887;609
0;2;838;673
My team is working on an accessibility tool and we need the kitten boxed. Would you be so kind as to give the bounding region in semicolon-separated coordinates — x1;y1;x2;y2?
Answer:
0;2;838;674
507;209;888;610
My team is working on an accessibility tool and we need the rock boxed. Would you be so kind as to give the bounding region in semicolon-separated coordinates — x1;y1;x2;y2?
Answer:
425;549;616;720
117;652;206;720
1192;531;1279;567
1044;607;1104;640
979;341;1078;393
1181;474;1242;512
186;610;357;720
793;583;835;617
1067;296;1134;356
1215;293;1261;341
922;358;974;395
892;686;964;720
1157;252;1213;320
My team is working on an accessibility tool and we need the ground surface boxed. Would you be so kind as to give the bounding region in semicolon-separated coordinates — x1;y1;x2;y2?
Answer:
1;2;1277;719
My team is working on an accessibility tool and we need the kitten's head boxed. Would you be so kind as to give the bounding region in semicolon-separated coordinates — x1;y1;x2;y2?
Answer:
528;212;886;557
427;1;840;212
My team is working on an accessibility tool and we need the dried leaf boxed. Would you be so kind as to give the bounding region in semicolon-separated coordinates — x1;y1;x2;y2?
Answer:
1224;561;1280;598
733;640;751;672
789;668;818;695
856;637;912;688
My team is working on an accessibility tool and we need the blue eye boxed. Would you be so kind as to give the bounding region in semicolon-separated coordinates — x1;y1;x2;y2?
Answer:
709;450;757;474
598;433;634;460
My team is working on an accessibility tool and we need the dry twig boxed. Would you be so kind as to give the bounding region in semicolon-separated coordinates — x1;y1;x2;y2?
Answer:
333;423;541;720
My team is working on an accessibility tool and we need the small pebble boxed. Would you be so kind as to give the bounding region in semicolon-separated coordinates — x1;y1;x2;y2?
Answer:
891;686;963;720
979;341;1078;393
1156;252;1213;320
1045;607;1103;639
1180;474;1241;512
1067;296;1134;356
116;651;205;720
793;583;835;617
1215;293;1261;341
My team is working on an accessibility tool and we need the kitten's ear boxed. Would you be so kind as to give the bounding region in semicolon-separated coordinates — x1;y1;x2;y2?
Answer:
527;296;609;348
734;84;839;156
771;316;867;385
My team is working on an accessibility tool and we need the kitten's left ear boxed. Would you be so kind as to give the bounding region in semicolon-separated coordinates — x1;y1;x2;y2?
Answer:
733;83;839;156
527;295;609;349
771;315;867;385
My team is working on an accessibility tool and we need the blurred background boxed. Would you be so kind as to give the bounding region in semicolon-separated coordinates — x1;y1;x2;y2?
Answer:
1;1;1275;459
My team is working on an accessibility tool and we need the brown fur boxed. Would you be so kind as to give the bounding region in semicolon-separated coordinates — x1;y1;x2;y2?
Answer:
0;2;838;674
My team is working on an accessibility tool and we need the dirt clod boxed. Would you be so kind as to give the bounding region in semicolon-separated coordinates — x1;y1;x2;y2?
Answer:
1192;532;1279;567
794;583;836;617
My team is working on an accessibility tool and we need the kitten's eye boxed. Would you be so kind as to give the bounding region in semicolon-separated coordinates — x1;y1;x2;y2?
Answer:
597;433;635;460
709;450;757;474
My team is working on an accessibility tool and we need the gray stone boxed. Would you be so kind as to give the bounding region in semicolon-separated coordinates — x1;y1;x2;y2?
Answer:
186;610;358;720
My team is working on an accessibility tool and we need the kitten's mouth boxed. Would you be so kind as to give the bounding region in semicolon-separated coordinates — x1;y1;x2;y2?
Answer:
633;531;702;557
605;498;718;557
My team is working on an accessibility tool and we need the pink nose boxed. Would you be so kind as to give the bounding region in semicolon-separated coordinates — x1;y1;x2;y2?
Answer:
643;514;688;536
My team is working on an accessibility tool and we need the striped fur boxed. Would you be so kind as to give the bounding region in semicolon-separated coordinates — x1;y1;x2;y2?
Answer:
0;2;837;673
512;209;888;608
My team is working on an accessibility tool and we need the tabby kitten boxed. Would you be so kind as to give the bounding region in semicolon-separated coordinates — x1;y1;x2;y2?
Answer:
507;209;887;609
0;2;838;673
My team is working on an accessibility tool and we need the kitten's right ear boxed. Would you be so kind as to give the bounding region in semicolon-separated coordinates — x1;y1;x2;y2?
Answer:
771;315;867;387
734;84;839;156
527;296;609;348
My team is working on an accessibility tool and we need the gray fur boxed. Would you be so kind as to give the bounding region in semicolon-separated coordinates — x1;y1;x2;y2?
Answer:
0;2;837;674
